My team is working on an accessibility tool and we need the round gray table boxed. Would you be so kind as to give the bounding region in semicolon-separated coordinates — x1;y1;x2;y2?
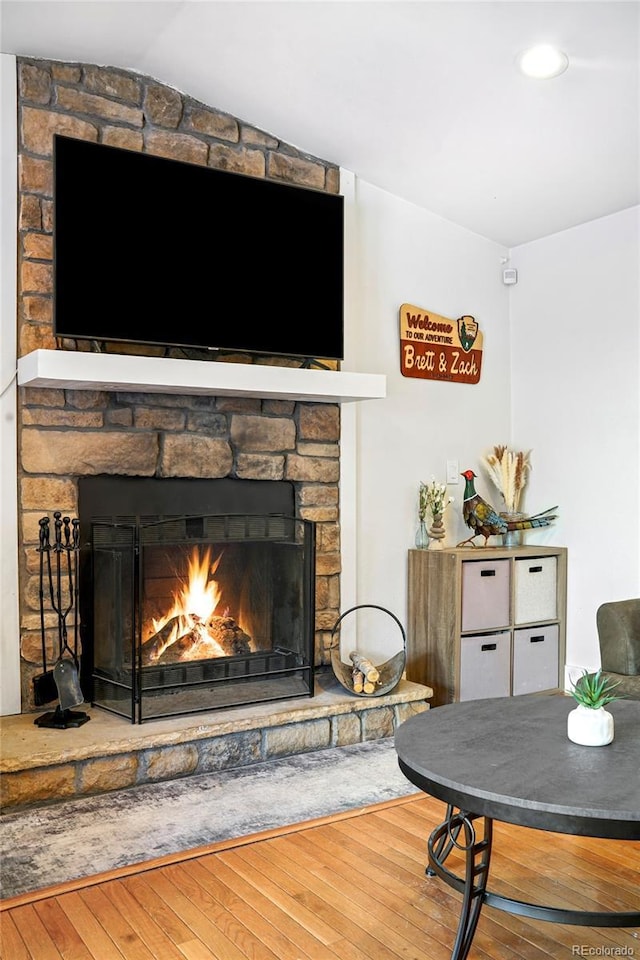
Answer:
395;695;640;960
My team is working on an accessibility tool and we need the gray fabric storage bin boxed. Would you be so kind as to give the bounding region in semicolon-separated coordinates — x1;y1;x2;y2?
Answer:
459;632;511;700
461;559;510;632
513;624;559;694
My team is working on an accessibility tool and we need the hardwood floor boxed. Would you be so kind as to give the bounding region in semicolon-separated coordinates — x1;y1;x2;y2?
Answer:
1;794;638;959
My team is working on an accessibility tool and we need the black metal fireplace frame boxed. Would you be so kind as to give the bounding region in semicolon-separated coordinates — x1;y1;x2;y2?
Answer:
78;477;316;723
87;512;315;722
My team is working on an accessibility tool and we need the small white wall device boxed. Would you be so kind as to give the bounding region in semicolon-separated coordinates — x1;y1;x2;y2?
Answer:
503;267;518;285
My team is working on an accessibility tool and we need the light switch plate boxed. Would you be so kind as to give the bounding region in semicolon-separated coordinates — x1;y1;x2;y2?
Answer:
446;459;459;484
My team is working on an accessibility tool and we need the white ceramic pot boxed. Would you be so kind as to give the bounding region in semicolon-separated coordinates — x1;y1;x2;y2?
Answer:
567;704;614;746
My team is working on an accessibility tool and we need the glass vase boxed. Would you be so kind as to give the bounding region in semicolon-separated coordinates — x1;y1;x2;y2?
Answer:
500;512;525;547
415;520;429;550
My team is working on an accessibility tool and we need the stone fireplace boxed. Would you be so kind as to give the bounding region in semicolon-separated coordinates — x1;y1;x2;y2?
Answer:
14;56;345;715
18;381;342;714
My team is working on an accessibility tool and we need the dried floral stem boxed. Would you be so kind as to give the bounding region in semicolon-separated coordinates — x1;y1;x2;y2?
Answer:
419;478;454;521
483;446;531;514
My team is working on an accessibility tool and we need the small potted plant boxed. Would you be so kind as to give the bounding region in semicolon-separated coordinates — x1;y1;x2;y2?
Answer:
567;668;622;746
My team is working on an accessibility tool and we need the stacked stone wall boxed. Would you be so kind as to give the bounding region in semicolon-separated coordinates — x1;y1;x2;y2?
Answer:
16;58;342;712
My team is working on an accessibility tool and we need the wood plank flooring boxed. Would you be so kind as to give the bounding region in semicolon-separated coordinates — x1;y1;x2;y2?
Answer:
2;795;638;959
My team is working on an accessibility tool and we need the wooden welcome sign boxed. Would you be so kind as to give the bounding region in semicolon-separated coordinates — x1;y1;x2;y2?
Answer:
399;303;483;384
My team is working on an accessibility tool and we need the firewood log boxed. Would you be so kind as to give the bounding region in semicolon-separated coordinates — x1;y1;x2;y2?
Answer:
349;652;380;683
141;616;182;664
156;630;200;663
352;668;364;693
206;615;252;655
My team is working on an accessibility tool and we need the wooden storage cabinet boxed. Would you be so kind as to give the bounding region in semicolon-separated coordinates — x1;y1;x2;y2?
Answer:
407;546;567;706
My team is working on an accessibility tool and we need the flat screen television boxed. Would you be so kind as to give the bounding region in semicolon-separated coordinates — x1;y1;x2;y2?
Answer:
53;135;344;361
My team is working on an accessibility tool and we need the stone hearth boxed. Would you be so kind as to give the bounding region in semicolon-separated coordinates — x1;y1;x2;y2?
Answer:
0;677;431;812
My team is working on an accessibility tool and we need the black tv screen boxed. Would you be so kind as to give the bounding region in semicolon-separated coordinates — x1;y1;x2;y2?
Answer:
53;135;344;360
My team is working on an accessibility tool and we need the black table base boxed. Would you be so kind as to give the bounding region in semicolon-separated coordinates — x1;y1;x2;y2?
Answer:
428;805;640;960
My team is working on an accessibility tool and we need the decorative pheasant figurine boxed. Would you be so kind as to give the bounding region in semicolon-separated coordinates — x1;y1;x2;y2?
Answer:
458;469;557;547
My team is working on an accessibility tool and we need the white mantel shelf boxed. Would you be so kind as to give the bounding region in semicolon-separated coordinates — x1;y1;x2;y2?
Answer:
17;350;387;404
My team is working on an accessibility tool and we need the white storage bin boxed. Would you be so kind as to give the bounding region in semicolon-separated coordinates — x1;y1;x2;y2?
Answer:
514;556;557;624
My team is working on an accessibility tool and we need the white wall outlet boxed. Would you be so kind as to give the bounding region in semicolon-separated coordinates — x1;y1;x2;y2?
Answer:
446;459;459;484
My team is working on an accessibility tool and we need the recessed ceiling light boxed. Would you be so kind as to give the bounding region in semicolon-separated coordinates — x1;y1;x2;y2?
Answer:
518;44;569;80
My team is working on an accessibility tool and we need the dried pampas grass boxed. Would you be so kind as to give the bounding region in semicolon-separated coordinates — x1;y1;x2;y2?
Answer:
483;445;531;514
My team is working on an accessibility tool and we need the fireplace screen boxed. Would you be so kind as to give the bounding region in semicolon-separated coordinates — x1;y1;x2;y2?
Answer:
89;513;315;722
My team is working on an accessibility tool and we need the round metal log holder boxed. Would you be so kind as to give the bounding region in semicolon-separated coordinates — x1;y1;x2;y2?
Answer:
329;604;406;697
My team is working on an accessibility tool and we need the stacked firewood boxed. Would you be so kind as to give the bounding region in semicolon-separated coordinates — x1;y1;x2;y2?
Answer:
350;651;380;695
141;614;252;665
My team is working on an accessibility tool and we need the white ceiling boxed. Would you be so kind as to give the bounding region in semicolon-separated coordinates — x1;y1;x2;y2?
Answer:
1;1;639;247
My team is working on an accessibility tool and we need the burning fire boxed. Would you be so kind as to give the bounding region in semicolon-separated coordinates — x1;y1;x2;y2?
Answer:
142;547;253;665
151;549;223;638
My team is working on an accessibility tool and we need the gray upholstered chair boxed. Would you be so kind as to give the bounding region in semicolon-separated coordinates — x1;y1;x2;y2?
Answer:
596;598;640;700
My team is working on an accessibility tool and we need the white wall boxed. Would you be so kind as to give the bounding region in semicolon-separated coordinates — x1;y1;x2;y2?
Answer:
343;178;512;662
510;208;640;679
0;54;20;715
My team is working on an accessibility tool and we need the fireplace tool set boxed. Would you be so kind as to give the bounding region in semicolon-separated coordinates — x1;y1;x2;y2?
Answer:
33;511;90;729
